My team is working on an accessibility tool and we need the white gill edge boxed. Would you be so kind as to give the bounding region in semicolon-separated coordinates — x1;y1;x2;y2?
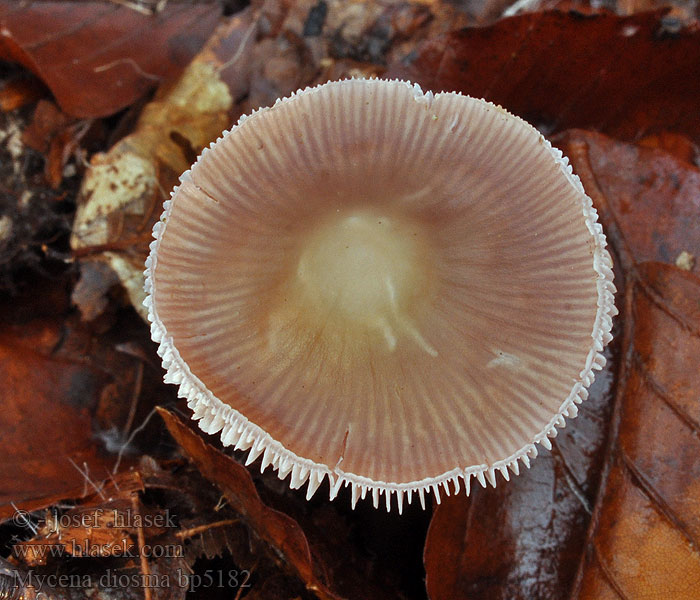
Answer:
143;78;618;514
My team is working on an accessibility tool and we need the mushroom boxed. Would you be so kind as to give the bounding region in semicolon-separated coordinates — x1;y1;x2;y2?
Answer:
145;78;616;512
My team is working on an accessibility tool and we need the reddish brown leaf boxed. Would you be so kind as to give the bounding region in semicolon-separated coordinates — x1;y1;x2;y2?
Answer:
638;131;699;165
14;501;139;566
22;100;69;154
0;319;113;503
158;407;342;600
0;1;221;118
0;470;145;523
387;10;700;145
21;99;89;188
572;263;700;599
557;129;700;276
0;271;176;512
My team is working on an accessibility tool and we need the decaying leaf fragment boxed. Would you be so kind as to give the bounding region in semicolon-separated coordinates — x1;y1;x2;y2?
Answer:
0;0;221;118
386;10;700;147
14;501;138;566
572;263;700;599
70;14;257;320
0;318;112;504
158;407;342;600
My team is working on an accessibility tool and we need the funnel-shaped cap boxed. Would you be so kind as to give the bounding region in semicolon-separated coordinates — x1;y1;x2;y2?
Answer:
145;79;616;512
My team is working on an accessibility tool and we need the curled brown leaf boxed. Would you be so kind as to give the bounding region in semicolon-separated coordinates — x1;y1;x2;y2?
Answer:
158;407;342;600
572;262;700;599
0;1;221;118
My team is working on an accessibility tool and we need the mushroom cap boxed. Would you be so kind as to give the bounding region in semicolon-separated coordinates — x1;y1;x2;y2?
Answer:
145;79;616;512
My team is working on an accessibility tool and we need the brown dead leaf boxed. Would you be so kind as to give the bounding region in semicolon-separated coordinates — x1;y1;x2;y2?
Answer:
22;100;70;155
158;407;342;600
0;269;179;512
14;500;139;566
558;129;700;277
0;318;114;504
572;262;700;598
3;462;208;600
387;10;700;146
0;469;146;524
0;0;221;118
22;99;91;188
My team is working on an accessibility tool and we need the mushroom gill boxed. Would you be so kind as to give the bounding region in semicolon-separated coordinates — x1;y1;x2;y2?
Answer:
144;78;616;513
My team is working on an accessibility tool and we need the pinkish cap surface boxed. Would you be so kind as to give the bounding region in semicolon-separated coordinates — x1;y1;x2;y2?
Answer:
144;78;616;513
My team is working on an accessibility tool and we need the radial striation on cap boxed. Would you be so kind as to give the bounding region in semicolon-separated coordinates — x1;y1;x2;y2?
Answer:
144;78;617;513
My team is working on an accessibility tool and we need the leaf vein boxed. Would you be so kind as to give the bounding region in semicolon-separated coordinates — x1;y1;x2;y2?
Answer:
633;352;700;435
620;449;700;553
592;540;632;600
636;277;700;338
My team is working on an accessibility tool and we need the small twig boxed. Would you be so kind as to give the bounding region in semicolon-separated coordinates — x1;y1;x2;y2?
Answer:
213;495;228;512
502;0;543;17
107;469;123;493
175;519;240;540
123;360;145;438
10;502;39;535
130;492;152;600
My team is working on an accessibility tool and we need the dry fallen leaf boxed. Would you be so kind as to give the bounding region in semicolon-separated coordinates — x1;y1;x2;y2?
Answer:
387;10;700;147
0;0;221;118
0;317;112;503
0;469;146;524
571;262;700;599
0;269;177;513
21;99;91;188
158;407;342;600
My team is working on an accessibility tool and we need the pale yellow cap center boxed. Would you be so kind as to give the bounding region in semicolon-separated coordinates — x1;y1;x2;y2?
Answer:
289;211;436;355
